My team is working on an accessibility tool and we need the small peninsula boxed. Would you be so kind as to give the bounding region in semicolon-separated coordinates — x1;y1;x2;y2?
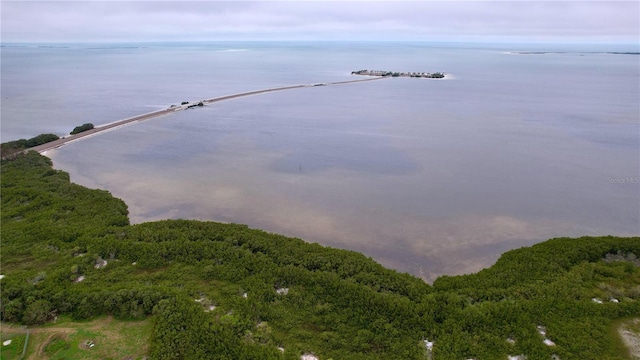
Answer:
352;69;446;78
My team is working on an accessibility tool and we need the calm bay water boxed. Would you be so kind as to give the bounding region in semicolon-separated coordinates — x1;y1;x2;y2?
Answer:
2;42;639;281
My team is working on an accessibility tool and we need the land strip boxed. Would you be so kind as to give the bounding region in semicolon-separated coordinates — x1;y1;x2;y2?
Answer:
29;76;386;154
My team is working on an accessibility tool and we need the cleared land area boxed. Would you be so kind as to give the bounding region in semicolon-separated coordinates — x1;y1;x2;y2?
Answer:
1;316;152;360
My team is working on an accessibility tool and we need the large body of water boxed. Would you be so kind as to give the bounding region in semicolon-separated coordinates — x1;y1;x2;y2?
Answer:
2;42;639;281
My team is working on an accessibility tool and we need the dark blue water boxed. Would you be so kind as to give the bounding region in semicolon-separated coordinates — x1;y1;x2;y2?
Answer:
2;42;638;281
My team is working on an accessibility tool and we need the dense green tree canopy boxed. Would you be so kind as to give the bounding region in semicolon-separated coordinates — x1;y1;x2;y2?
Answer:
1;151;638;359
0;133;59;158
70;123;94;135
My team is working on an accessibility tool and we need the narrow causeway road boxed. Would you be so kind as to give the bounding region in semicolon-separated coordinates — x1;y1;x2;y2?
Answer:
31;76;385;154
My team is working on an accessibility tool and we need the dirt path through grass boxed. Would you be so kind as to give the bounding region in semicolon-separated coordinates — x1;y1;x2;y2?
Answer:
1;316;151;360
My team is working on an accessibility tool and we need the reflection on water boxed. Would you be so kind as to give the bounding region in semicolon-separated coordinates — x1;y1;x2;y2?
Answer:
51;76;639;282
5;42;638;282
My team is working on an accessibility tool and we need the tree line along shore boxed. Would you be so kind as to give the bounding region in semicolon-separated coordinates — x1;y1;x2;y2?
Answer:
1;124;96;160
1;149;639;359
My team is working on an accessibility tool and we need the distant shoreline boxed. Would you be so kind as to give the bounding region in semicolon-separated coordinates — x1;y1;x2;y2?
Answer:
506;51;640;56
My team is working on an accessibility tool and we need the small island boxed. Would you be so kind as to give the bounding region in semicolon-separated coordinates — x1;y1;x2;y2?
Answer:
352;69;446;78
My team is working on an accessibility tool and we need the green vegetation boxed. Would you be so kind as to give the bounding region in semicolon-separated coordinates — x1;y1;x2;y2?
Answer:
70;123;94;135
0;316;152;359
0;133;59;158
1;151;638;359
0;333;27;359
44;337;70;356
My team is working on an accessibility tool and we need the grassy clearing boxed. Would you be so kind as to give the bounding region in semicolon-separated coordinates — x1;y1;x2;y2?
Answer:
1;316;152;360
0;333;27;360
43;336;69;356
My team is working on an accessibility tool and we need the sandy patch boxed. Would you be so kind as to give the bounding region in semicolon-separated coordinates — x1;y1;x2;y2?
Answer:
619;319;640;359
